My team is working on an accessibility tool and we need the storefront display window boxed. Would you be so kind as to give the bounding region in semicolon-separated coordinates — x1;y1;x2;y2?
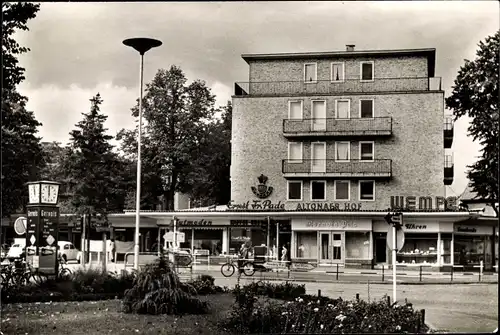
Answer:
191;229;223;256
345;232;370;259
454;236;491;267
229;228;266;255
397;233;438;264
296;232;317;259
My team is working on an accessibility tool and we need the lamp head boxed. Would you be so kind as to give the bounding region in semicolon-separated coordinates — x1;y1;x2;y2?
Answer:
123;37;162;55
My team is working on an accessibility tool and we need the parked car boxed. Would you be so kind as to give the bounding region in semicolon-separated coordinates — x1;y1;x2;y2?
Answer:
58;241;81;263
6;243;25;260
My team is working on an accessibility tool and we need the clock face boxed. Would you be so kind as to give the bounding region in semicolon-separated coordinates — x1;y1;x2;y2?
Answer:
41;184;50;203
48;184;58;204
29;184;40;204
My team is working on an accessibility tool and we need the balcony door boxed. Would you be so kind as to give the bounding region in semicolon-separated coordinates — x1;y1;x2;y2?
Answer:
319;232;344;264
311;142;326;173
336;100;350;119
311;100;326;131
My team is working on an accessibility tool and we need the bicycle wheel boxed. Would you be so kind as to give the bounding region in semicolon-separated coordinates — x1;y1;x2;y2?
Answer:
220;263;235;277
31;272;47;285
242;262;255;276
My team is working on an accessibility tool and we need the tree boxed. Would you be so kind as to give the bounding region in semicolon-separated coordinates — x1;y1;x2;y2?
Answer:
2;3;43;217
117;66;216;210
185;101;232;207
445;30;499;217
65;93;130;223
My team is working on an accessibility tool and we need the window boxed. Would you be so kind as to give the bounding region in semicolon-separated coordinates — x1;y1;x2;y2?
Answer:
360;99;374;118
296;232;317;259
288;142;303;163
359;142;374;161
334;180;350;200
310;180;326;201
359;181;375;201
331;62;345;82
304;63;317;82
360;61;374;81
336;100;350;119
289;101;303;120
335;141;350;161
288;181;302;201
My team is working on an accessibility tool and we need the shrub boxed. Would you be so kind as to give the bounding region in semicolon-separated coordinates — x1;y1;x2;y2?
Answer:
122;256;209;315
233;281;306;300
188;275;226;295
221;292;428;334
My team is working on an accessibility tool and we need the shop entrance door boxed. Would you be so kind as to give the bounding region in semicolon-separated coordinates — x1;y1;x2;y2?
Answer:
375;235;387;263
318;232;344;265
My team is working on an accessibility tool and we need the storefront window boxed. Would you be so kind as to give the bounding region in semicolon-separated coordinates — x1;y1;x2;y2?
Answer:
229;228;267;255
192;229;223;256
397;233;438;265
296;232;317;259
440;233;452;264
454;236;491;267
345;232;370;259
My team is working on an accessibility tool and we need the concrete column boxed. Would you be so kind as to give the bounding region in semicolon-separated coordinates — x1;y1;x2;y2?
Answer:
222;227;229;254
437;232;441;266
291;231;296;258
369;231;373;260
451;233;455;265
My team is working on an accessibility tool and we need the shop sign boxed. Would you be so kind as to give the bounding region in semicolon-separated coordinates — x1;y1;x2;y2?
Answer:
404;223;428;230
227;200;285;210
297;202;362;211
454;225;492;235
173;219;213;226
263;261;288;269
306;220;357;229
390;196;458;211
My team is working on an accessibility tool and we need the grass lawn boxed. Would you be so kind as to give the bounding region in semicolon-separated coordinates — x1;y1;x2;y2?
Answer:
0;294;236;335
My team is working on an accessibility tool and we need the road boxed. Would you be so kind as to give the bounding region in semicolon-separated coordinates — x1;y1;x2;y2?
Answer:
64;262;499;332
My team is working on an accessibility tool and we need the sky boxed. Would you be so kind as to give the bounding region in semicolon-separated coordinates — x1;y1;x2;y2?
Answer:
14;1;499;199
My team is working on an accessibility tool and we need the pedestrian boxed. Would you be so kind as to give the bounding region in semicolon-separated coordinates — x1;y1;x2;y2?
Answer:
110;239;116;262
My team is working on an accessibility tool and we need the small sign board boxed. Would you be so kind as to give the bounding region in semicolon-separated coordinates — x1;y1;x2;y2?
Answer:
291;262;315;272
32;255;39;269
163;232;174;242
177;232;185;243
263;261;288;269
14;217;27;235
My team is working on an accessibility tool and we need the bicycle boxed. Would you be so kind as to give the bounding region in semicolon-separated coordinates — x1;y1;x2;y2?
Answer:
10;259;47;286
57;257;72;280
220;256;255;277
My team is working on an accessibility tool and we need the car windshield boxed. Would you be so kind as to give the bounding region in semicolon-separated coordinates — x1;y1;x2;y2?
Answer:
12;244;20;248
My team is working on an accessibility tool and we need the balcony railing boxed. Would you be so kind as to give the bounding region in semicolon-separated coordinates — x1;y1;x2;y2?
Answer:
235;77;442;96
283;117;392;138
444;154;454;185
444;118;454;149
282;159;392;178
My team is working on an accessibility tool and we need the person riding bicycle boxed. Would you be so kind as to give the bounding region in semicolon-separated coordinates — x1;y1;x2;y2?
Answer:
238;241;250;273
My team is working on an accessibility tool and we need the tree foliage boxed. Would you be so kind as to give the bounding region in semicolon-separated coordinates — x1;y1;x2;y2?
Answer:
186;101;232;207
1;2;43;217
65;94;132;221
117;66;217;210
445;30;499;216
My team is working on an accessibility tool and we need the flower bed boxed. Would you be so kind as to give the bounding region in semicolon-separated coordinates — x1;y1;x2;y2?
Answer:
221;283;428;334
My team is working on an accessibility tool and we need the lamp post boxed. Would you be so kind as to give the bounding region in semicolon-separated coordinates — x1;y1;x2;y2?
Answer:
123;37;162;270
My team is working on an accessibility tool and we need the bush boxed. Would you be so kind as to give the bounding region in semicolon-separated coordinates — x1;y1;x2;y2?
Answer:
221;291;428;334
234;281;306;300
1;268;135;304
122;256;209;315
188;275;227;295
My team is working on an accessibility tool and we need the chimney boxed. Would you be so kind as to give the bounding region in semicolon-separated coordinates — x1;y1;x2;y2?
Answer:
346;44;355;52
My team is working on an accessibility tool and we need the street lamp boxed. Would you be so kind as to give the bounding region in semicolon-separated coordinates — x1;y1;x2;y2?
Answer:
123;37;162;270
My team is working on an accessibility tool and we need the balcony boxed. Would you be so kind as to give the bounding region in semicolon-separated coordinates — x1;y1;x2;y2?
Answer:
444;118;454;148
283;117;392;138
444;154;454;185
234;77;442;97
282;159;392;179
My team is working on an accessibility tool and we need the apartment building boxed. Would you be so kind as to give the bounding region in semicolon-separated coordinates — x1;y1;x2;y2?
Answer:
229;45;485;270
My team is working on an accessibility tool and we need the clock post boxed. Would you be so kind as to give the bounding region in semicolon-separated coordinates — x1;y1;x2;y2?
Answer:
26;181;61;276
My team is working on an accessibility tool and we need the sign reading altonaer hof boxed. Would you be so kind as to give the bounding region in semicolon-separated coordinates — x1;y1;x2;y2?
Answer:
292;219;372;231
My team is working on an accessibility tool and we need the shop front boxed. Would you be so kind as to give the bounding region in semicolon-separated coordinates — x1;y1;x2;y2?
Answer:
291;218;372;267
453;223;494;271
